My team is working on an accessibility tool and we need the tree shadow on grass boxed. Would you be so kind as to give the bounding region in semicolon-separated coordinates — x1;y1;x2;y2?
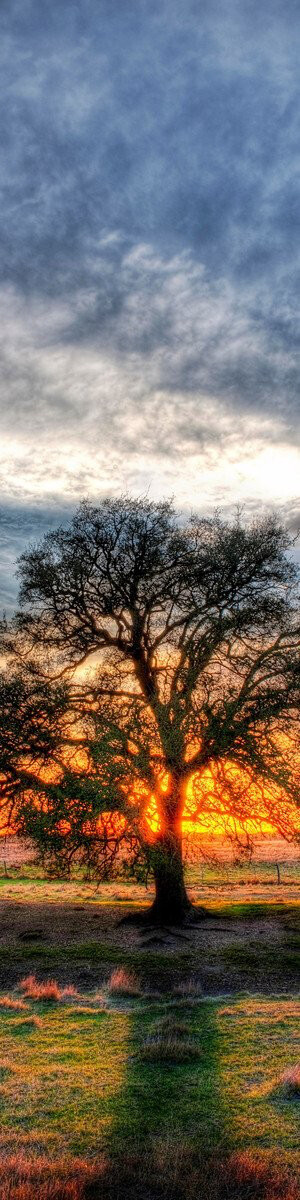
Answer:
113;998;229;1153
84;998;300;1199
85;996;230;1198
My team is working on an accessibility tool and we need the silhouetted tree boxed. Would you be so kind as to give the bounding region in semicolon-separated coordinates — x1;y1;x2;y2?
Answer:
5;498;300;922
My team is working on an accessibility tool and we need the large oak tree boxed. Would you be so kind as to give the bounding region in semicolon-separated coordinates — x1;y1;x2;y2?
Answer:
5;498;300;922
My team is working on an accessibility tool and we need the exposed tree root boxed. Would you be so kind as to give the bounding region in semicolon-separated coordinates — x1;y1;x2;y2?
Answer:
118;903;216;928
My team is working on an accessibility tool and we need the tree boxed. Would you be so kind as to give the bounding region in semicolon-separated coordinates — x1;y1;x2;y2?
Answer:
6;497;300;923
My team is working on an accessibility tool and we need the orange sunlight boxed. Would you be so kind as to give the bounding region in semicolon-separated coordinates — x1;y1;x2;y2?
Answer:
1;734;300;845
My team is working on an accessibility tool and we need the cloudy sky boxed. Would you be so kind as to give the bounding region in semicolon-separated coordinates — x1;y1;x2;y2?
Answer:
0;0;299;607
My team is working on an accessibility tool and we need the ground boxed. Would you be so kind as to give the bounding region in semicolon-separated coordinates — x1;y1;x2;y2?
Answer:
0;871;299;995
0;863;299;1198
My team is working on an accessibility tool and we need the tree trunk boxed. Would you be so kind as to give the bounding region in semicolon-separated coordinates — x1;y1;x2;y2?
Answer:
150;827;192;925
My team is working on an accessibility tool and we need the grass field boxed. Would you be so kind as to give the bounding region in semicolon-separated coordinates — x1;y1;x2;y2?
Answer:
1;988;299;1158
0;865;299;1197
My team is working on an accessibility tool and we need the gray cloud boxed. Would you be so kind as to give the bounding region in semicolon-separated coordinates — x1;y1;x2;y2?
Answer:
0;0;299;603
0;503;75;612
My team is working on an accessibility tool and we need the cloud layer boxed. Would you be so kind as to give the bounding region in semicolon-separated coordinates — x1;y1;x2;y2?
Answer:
0;0;299;604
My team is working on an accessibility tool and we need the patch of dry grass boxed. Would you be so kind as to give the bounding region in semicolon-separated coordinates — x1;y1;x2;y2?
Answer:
173;978;201;998
271;1064;300;1101
223;1149;299;1199
139;1013;202;1064
0;1146;297;1200
13;1015;43;1032
107;967;140;996
0;1153;102;1200
139;1035;201;1064
19;975;79;1002
0;996;28;1011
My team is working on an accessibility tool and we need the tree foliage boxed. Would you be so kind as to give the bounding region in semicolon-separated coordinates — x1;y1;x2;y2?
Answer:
0;673;67;834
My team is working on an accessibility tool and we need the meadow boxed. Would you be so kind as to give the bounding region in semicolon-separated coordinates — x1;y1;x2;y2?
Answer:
0;844;299;1198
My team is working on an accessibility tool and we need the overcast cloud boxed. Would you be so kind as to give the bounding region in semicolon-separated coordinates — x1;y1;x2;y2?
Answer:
0;0;299;606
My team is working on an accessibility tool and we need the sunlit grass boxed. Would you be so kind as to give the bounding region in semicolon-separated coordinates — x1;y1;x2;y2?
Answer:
217;996;300;1157
0;861;299;909
0;999;130;1157
0;1153;100;1199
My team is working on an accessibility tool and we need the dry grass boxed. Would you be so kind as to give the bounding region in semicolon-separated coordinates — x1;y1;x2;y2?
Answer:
0;996;28;1011
69;1005;106;1017
19;975;79;1002
0;1153;102;1200
139;1035;201;1064
0;1146;298;1200
107;966;140;996
139;1014;201;1064
150;1014;191;1036
13;1015;43;1031
271;1064;300;1101
223;1149;300;1200
84;1145;300;1199
173;978;201;998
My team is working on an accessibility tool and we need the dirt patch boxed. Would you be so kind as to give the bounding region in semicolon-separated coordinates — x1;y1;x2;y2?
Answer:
0;899;298;994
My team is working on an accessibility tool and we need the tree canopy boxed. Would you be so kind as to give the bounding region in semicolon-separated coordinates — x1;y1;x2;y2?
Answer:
2;497;300;922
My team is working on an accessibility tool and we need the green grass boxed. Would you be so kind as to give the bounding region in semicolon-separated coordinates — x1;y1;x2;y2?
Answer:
222;940;300;971
217;996;300;1156
212;901;300;920
0;999;127;1157
0;939;196;987
0;989;299;1166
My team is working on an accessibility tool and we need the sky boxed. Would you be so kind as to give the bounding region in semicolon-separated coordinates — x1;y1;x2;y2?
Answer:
0;0;299;609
